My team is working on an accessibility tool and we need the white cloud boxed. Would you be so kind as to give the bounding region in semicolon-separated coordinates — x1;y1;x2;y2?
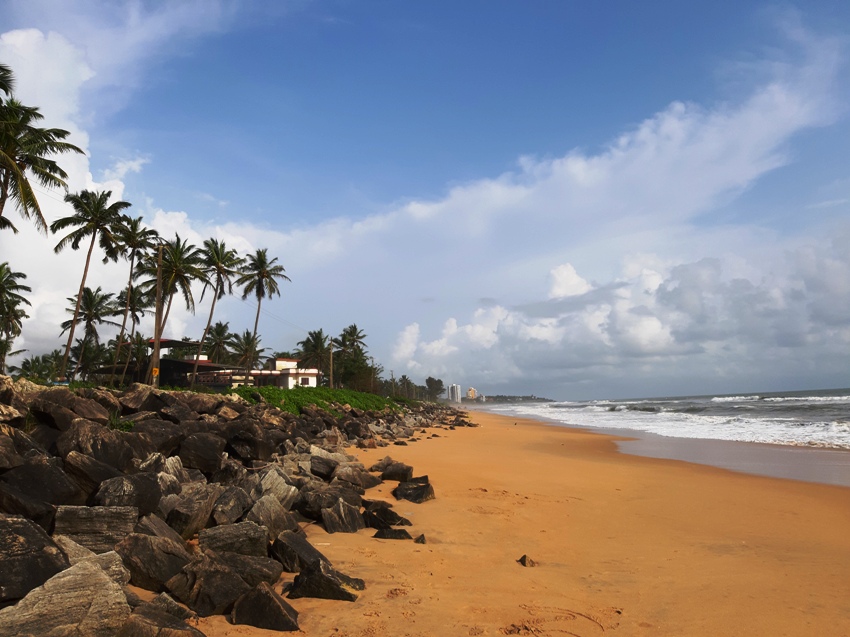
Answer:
549;263;592;299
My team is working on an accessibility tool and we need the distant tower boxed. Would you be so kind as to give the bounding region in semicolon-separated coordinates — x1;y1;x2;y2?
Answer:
447;384;462;403
466;387;477;400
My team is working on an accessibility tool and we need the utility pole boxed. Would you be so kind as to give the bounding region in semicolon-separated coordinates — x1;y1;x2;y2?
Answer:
150;243;163;388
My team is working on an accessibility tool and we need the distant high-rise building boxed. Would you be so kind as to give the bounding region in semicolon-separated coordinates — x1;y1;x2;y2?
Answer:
466;387;478;400
447;384;462;403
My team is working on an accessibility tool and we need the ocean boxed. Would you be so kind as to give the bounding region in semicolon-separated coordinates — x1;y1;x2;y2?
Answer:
485;387;850;449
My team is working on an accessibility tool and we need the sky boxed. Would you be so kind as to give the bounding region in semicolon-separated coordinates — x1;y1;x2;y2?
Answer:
1;1;850;400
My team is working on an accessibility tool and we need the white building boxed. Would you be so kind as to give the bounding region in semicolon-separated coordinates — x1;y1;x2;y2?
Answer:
447;383;462;403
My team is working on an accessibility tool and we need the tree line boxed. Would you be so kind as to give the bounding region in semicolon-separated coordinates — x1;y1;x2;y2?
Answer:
0;62;446;400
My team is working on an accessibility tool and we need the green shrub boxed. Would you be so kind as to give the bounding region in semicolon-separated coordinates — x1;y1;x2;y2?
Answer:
228;385;401;415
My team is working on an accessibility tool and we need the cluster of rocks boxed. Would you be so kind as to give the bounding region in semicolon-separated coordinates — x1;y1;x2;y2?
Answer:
0;376;473;636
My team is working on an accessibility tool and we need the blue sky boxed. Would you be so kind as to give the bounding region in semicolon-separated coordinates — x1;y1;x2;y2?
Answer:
2;1;850;399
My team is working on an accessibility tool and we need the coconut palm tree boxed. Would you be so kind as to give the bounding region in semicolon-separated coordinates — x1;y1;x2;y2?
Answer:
204;321;232;364
0;63;13;97
0;98;85;233
117;285;154;385
51;190;131;378
297;329;330;379
191;239;244;387
135;234;206;340
108;216;159;384
228;330;265;370
236;249;290;370
0;262;32;373
59;286;120;379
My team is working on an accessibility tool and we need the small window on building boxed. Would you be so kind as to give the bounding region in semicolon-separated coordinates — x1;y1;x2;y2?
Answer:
300;377;310;386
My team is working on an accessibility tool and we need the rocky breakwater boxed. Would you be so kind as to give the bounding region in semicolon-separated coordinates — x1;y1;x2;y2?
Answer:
0;375;474;635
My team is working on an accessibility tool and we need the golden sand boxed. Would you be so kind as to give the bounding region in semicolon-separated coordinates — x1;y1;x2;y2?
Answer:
199;411;850;636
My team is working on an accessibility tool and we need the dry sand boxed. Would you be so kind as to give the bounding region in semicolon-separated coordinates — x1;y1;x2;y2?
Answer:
198;411;850;636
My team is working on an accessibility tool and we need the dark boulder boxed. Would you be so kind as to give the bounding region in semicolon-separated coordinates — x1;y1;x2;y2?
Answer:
245;494;300;542
253;465;299;509
362;502;411;529
0;481;55;530
211;485;253;526
198;521;268;557
392;481;435;504
178;432;226;474
0;432;23;470
130;419;184;456
56;420;134;471
165;553;252;617
54;505;139;553
0;514;70;604
63;450;124;499
117;604;206;637
212;551;283;588
0;455;86;505
134;514;188;547
310;454;338;480
231;582;299;632
270;530;330;573
373;528;413;540
119;384;169;414
160;404;200;425
287;559;365;602
380;460;414;482
297;484;362;521
171;391;222;415
94;473;162;516
115;533;194;592
224;417;272;462
321;497;365;534
165;482;223;540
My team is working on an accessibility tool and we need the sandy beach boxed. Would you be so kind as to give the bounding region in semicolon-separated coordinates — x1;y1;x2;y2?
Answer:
199;411;850;637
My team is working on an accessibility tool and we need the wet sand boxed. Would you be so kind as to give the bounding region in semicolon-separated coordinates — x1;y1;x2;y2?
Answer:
199;411;850;636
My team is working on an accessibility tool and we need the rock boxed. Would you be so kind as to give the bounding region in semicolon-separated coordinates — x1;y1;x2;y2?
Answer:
517;554;537;567
119;384;169;414
211;486;253;526
134;514;187;547
414;534;426;544
54;505;139;553
131;420;184;456
231;582;299;632
212;551;283;588
177;433;226;474
63;450;124;499
297;484;362;520
380;460;414;482
362;501;411;529
270;530;331;573
310;454;338;480
28;395;82;431
147;592;197;622
224;418;272;462
94;473;162;516
253;465;298;509
0;481;56;531
333;464;382;489
0;514;70;604
117;604;206;637
245;494;300;542
392;481;435;504
1;455;86;505
165;482;223;540
373;528;413;540
171;391;222;416
165;553;251;617
0;432;23;470
0;561;130;637
53;536;131;586
198;521;268;557
56;420;134;471
115;534;193;592
54;533;97;563
321;497;365;534
160;405;200;425
76;388;122;416
287;559;365;602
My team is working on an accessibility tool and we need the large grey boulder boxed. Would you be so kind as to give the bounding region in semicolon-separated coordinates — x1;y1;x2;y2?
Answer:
231;582;299;631
53;505;139;553
0;514;70;604
114;534;193;592
198;520;268;557
0;561;131;637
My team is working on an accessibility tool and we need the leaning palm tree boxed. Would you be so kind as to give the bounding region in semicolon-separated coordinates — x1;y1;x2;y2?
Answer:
51;190;131;378
236;248;290;370
0;262;32;373
191;239;244;387
0;63;13;97
59;286;120;379
0;98;85;233
108;216;159;385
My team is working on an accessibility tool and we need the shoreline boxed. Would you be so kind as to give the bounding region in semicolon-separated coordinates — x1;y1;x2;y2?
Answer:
466;404;850;487
201;409;850;636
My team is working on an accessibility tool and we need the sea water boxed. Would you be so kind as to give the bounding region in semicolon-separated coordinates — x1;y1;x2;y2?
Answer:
485;388;850;450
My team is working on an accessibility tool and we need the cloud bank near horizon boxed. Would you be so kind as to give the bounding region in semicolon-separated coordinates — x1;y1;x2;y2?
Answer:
0;5;848;399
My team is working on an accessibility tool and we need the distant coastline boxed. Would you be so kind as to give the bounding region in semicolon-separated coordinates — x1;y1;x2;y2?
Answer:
467;394;555;404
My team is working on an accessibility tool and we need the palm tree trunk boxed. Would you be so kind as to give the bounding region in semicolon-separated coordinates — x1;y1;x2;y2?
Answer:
190;287;219;389
0;171;10;220
109;254;136;386
249;298;261;370
119;319;138;385
60;232;97;379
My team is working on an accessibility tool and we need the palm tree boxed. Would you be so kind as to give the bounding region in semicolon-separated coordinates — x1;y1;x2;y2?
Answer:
135;234;206;339
236;249;290;370
59;286;120;379
191;239;244;387
228;330;265;370
0;98;85;233
0;262;32;373
297;329;330;379
334;324;368;354
0;63;13;97
204;321;232;364
51;190;131;378
117;285;154;385
108;216;159;384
